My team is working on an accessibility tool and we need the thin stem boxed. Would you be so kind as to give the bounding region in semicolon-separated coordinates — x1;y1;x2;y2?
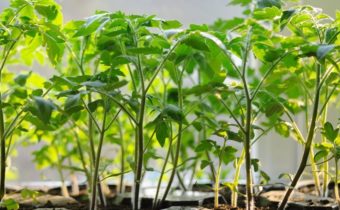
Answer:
81;98;101;132
321;90;329;197
214;138;227;209
153;123;173;210
309;146;321;196
160;69;184;205
278;64;322;210
95;90;137;124
74;129;91;188
334;159;340;204
231;149;246;207
0;33;22;201
251;51;294;101
241;27;254;210
217;98;246;134
89;108;108;210
118;120;125;194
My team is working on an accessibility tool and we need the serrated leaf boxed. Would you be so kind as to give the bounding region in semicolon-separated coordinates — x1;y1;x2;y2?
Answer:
35;4;58;21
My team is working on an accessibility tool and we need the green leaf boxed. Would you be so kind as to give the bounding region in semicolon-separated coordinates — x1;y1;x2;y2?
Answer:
162;104;185;123
183;34;210;51
222;146;237;164
74;13;109;37
229;0;251;6
156;121;169;147
265;103;284;117
65;94;81;112
316;45;335;61
29;97;55;124
161;20;182;29
280;9;296;31
323;122;339;142
325;28;339;44
195;140;214;152
2;199;19;210
251;159;260;172
275;122;290;138
253;6;282;20
200;160;211;170
257;0;281;9
314;150;329;162
127;47;162;55
227;131;243;142
14;72;31;86
88;99;103;112
260;170;271;184
214;129;228;138
35;4;58;21
43;29;65;66
81;80;106;88
278;173;293;181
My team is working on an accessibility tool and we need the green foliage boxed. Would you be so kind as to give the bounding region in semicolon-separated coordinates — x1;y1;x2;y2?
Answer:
0;1;338;209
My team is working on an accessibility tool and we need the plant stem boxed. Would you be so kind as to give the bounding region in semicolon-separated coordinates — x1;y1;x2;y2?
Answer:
309;145;321;196
160;70;184;205
118;120;125;194
0;36;20;201
0;96;5;202
74;129;91;189
231;148;245;207
56;148;70;198
241;28;253;210
133;92;146;210
278;64;322;210
214;138;227;209
89;109;107;210
321;90;329;197
334;159;339;204
153;124;173;210
198;67;216;182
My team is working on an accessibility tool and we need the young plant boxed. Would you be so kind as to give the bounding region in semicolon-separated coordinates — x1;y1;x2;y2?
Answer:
315;122;340;203
196;129;238;209
274;6;340;209
0;0;62;202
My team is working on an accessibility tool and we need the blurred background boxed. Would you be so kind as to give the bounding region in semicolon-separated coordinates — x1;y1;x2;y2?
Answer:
0;0;339;185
